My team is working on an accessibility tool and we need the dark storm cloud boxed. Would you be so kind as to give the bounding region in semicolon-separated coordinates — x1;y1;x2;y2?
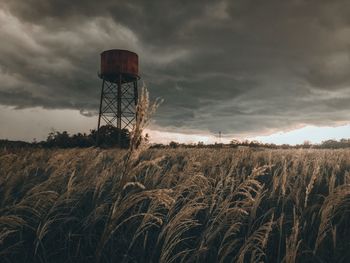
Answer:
1;0;350;135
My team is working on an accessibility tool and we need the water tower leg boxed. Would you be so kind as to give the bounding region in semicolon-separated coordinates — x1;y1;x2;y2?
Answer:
133;81;138;106
117;75;122;146
96;79;105;146
133;81;138;126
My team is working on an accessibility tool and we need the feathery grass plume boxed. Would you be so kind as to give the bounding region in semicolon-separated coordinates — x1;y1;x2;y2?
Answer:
304;162;320;208
122;181;146;192
314;184;350;253
123;193;172;261
217;221;244;262
127;155;166;188
66;170;76;198
158;200;207;263
271;164;282;198
248;187;267;230
236;213;275;263
284;207;301;263
120;86;162;187
196;189;237;257
96;189;174;260
128;86;162;160
35;217;55;256
328;164;340;195
234;178;264;206
280;159;288;198
209;178;264;262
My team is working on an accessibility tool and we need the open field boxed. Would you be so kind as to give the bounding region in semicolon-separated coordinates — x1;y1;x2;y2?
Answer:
1;147;350;262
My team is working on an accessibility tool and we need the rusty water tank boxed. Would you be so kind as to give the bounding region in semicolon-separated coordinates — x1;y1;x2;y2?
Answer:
100;49;139;83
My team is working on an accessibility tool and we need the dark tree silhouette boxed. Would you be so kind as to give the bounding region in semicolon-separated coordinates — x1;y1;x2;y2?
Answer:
43;125;130;148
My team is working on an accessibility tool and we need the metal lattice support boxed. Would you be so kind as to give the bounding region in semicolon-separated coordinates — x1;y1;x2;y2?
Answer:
97;77;138;145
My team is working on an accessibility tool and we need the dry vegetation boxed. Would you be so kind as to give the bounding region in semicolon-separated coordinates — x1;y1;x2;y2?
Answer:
1;89;350;262
1;146;350;263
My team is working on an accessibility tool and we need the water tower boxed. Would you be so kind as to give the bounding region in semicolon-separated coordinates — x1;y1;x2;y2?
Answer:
97;49;139;145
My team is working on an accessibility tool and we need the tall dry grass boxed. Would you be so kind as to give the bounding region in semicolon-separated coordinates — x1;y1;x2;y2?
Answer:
1;147;350;262
1;91;350;262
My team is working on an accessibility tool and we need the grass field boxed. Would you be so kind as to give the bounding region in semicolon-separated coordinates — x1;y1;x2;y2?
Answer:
1;147;350;262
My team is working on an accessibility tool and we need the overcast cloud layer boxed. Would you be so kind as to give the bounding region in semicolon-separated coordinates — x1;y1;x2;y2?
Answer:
1;0;350;136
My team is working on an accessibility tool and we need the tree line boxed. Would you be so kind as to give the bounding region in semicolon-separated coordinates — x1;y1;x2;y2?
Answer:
0;125;130;149
151;138;350;149
1;129;350;149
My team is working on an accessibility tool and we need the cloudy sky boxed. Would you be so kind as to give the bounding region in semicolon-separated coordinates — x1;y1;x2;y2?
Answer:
1;0;350;144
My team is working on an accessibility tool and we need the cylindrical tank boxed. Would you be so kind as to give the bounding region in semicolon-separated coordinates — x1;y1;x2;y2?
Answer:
100;49;139;83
